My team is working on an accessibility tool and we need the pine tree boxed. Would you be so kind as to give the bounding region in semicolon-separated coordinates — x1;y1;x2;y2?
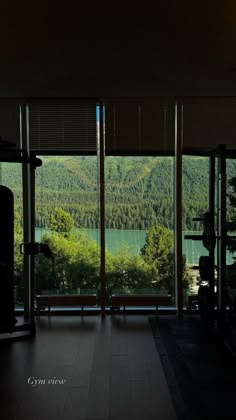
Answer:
49;207;74;238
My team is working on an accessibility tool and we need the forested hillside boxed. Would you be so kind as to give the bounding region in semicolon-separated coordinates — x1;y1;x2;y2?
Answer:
1;156;236;230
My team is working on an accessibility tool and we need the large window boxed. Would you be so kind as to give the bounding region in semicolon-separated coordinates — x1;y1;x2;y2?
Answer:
103;98;177;308
182;156;210;300
3;97;236;317
34;155;100;300
104;156;176;305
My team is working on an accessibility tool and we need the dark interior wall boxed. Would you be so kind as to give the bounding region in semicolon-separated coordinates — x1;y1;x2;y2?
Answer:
1;2;236;97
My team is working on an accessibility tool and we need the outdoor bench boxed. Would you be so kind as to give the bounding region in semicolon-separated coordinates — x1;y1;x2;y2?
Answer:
111;294;172;312
35;294;97;313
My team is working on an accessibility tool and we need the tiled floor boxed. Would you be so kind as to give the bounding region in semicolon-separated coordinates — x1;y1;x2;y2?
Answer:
0;315;177;420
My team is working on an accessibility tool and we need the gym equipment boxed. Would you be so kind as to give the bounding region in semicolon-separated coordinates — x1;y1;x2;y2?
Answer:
0;186;16;332
185;212;216;252
20;241;56;291
199;256;212;282
185;145;236;351
0;139;42;338
185;214;216;323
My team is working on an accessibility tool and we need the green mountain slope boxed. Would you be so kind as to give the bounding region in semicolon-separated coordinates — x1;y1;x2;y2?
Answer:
1;156;236;230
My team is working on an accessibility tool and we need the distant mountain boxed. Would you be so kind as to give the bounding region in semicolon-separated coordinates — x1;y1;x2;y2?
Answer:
1;156;236;230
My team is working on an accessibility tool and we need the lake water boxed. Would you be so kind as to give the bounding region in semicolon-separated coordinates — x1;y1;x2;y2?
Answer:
35;228;236;265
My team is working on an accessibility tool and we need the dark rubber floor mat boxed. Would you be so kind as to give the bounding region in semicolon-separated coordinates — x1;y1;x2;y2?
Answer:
149;316;236;420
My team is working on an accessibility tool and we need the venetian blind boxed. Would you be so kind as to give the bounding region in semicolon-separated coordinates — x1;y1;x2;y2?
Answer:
183;97;236;154
104;98;175;155
28;100;97;153
0;99;21;148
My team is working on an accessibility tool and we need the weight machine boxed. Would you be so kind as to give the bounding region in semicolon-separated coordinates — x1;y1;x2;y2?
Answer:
185;145;236;340
0;138;44;338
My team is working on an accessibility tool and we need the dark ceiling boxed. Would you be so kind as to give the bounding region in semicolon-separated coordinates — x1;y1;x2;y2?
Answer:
1;2;236;96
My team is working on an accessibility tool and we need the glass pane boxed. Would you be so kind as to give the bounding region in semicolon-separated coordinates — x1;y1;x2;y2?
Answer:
105;156;176;309
34;155;100;311
182;156;210;304
226;158;236;287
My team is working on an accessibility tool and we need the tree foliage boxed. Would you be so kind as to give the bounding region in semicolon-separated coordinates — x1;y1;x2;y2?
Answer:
14;210;24;302
141;225;193;293
3;156;212;302
35;231;100;293
34;213;194;297
106;245;155;296
49;207;74;237
226;176;236;254
4;156;236;231
141;225;173;288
